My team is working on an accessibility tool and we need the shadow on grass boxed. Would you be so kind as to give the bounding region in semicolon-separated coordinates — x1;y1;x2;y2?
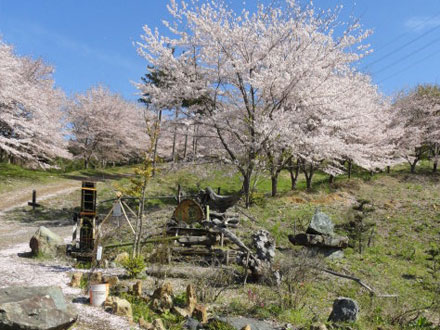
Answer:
17;251;33;258
8;206;77;227
62;170;133;182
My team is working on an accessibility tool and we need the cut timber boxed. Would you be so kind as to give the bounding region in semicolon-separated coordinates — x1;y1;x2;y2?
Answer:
171;247;238;261
103;236;180;249
173;199;204;224
288;233;348;249
178;235;218;246
166;227;211;236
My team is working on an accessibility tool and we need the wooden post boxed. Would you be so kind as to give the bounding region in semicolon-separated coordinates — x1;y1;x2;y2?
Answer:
32;190;36;209
177;184;181;204
28;190;41;210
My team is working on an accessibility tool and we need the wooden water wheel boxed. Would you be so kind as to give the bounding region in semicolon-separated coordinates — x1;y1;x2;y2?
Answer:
173;199;205;224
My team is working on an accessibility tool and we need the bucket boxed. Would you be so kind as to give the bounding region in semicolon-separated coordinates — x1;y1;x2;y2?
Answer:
89;283;108;307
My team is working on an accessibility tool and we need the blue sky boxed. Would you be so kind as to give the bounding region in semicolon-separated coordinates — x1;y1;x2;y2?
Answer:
0;0;439;101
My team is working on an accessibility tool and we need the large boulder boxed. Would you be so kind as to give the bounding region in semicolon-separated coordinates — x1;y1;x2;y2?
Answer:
328;297;359;322
306;211;334;236
251;230;276;263
29;226;64;257
288;233;348;249
0;286;77;330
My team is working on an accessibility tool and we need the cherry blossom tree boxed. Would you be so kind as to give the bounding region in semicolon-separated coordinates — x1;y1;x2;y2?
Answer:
136;0;381;205
0;38;68;167
391;84;440;173
67;86;147;168
296;72;400;186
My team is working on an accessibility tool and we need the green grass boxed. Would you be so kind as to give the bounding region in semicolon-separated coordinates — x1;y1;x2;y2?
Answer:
2;159;440;329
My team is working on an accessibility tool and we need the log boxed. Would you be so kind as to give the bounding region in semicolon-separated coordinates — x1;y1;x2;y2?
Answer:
236;207;258;222
288;233;349;249
103;236;181;249
177;235;218;246
319;267;398;298
166;227;211;236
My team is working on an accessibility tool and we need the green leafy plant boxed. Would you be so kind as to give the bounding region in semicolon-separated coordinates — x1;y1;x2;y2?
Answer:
205;319;236;330
80;275;89;290
121;256;146;278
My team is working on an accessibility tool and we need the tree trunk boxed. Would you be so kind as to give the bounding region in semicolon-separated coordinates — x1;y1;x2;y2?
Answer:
410;160;418;174
192;124;199;161
133;175;147;257
271;173;278;197
348;160;352;179
152;110;162;176
183;131;188;161
288;159;300;190
242;171;252;208
433;143;439;173
386;166;390;174
434;161;438;173
171;109;179;165
84;159;89;169
303;163;314;190
329;175;334;184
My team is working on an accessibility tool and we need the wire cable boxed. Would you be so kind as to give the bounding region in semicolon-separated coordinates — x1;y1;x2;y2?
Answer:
373;35;440;75
370;10;440;54
378;49;440;83
362;21;440;70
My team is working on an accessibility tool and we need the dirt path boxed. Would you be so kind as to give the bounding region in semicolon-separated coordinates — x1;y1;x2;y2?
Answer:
0;241;136;330
0;179;80;249
0;180;137;330
0;179;79;213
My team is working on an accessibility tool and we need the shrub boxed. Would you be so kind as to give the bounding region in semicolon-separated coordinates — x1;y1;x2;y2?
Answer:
121;256;146;278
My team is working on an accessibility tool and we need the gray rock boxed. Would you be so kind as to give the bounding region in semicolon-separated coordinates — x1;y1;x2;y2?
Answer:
328;297;359;322
288;233;348;249
252;230;276;262
307;211;335;236
0;286;77;330
324;249;345;260
29;226;64;257
218;316;278;330
184;317;201;330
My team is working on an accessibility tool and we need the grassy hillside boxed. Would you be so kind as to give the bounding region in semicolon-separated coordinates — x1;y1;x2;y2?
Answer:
0;163;135;193
2;160;439;328
113;161;440;329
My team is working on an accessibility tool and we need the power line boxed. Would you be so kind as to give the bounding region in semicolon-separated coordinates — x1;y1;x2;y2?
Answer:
378;49;440;83
362;20;440;70
370;10;440;55
372;35;440;75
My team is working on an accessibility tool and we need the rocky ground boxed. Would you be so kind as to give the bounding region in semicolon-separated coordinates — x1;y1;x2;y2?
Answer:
0;183;137;330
